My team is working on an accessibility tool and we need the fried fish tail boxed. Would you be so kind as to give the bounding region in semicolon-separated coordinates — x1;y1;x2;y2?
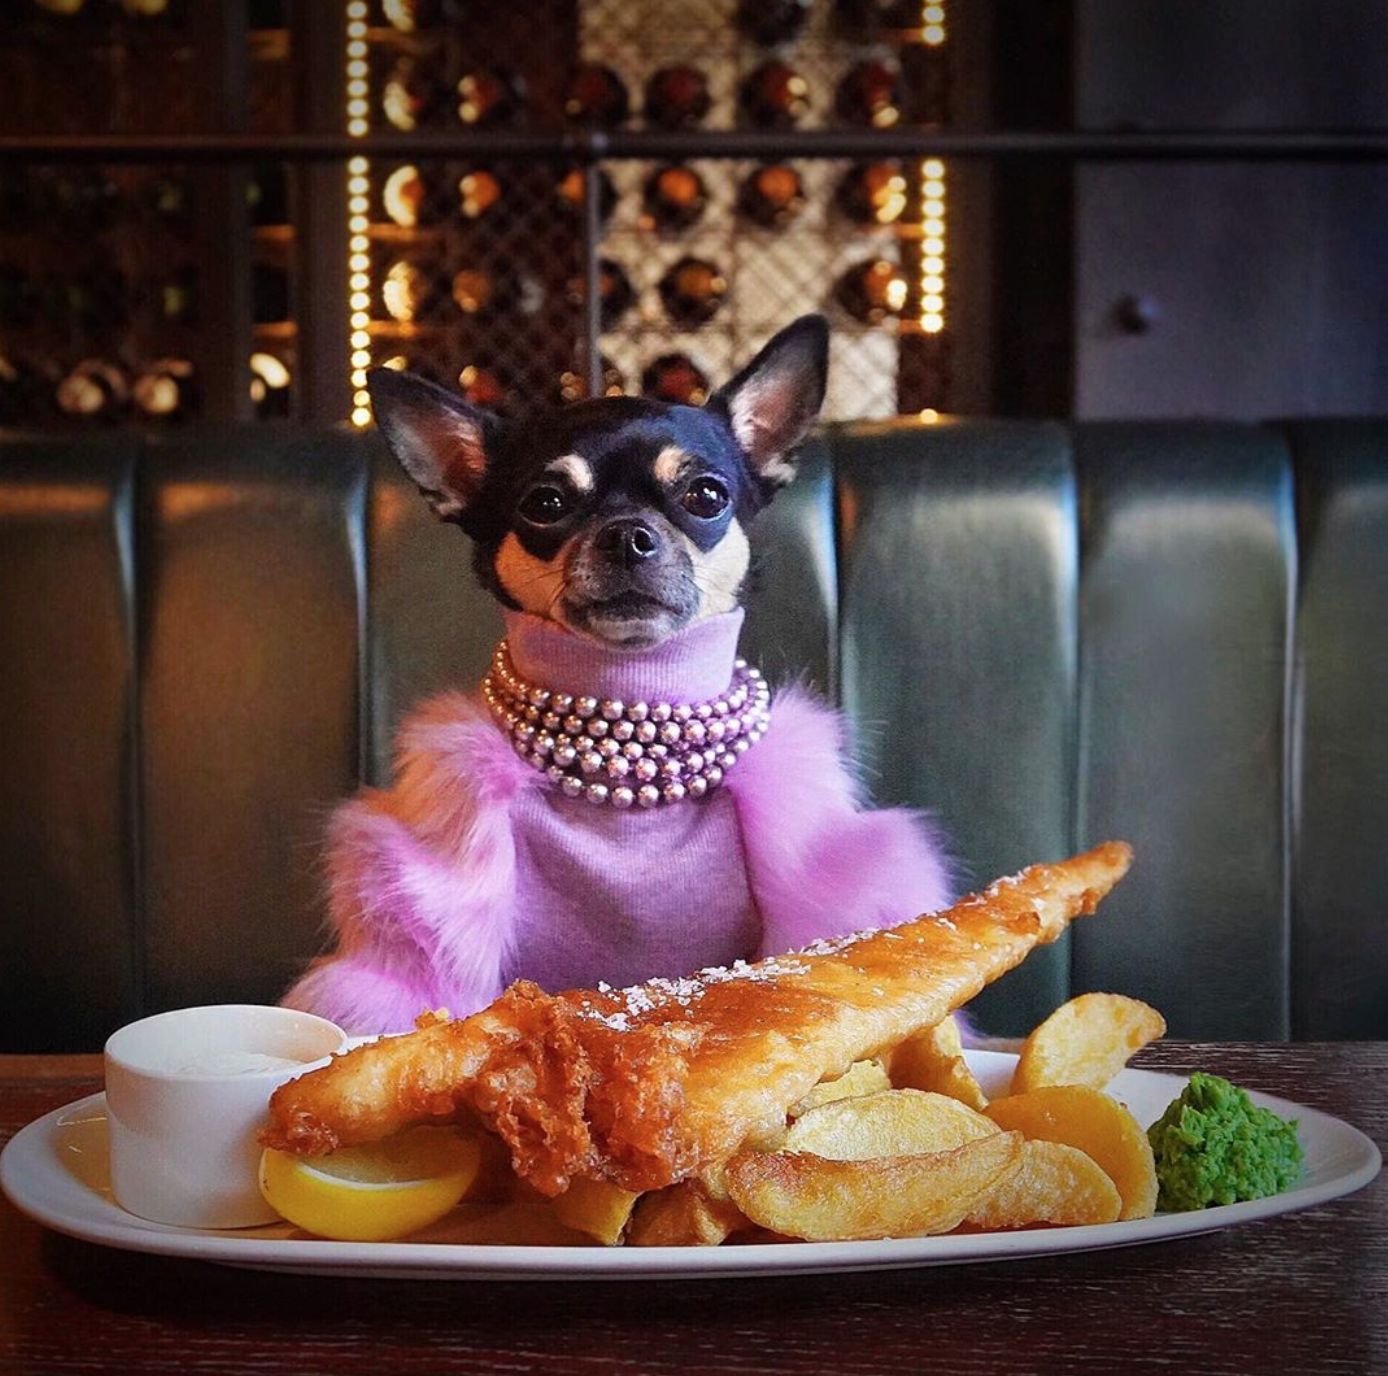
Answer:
265;1014;488;1157
265;843;1132;1195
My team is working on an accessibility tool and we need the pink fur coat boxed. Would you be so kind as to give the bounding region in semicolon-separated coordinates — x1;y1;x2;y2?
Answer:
282;614;951;1034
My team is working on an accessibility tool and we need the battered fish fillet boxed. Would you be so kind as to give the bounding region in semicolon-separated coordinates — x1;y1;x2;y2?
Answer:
264;842;1131;1195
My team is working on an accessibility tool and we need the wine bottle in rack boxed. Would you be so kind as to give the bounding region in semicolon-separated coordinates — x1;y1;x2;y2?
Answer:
739;61;811;128
456;69;525;128
736;0;811;46
566;259;635;331
835;258;907;324
382;257;436;323
458;363;507;409
564;63;630;127
153;266;199;326
132;358;196;421
148;175;193;230
451;267;490;317
457;169;502;221
119;0;177;17
835;59;903;128
30;0;90;19
382;55;445;132
252;262;291;324
558;355;625;405
55;359;127;422
642;353;710;406
644;65;711;130
556;167;617;228
451;267;510;318
738;163;806;228
643;165;708;231
381;0;463;30
836;162;907;225
383;165;430;229
659;257;727;326
249;351;292;419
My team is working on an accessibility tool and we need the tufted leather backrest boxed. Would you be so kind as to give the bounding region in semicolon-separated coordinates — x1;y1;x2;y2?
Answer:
2;419;1384;1050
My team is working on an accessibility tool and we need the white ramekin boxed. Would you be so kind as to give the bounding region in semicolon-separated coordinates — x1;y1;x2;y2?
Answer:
103;1004;347;1229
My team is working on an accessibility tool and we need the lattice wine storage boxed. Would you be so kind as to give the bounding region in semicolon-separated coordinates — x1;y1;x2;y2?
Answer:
0;0;953;428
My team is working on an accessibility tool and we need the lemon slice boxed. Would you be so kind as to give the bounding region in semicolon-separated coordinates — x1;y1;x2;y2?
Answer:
259;1127;482;1242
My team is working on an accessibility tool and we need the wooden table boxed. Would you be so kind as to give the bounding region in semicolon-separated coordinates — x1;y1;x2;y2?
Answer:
1;1043;1382;1376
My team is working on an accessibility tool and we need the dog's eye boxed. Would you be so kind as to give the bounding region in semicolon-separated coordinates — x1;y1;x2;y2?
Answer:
519;485;573;525
682;476;730;519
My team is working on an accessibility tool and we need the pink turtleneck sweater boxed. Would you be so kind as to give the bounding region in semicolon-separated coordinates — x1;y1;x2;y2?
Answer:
282;608;952;1034
503;609;759;991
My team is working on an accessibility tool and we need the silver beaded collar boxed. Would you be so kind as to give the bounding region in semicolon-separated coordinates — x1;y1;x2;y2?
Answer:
482;639;770;809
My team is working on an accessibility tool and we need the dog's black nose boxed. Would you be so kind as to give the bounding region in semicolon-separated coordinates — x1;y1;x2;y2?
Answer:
596;518;660;566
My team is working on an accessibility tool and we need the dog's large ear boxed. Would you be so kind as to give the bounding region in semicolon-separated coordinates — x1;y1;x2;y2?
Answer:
708;314;829;488
366;367;497;522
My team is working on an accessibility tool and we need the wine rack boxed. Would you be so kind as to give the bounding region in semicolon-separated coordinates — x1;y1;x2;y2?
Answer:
357;0;951;422
0;1;305;427
0;0;954;429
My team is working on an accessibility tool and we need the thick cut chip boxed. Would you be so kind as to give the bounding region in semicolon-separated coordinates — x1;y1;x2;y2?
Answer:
626;1179;749;1247
1011;993;1167;1095
725;1131;1024;1241
784;1088;996;1160
889;1017;988;1111
985;1085;1158;1220
550;1177;641;1246
789;1059;892;1118
964;1139;1122;1229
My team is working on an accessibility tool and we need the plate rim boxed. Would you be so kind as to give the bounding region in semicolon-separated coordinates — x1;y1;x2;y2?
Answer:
3;1056;1379;1281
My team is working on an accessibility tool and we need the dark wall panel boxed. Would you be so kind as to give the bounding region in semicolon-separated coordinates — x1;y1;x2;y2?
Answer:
1074;423;1294;1037
1287;422;1388;1039
0;439;140;1051
138;430;367;1010
835;420;1079;1034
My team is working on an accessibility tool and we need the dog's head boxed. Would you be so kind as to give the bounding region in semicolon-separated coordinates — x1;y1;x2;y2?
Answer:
367;314;829;648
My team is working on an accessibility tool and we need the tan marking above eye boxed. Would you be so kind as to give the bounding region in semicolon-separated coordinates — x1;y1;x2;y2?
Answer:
544;453;594;493
652;445;691;487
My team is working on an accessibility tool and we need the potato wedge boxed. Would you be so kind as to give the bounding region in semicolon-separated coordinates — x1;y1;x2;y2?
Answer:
550;1177;641;1246
789;1059;893;1118
784;1088;996;1160
1011;993;1166;1095
626;1179;749;1247
964;1139;1122;1229
985;1085;1158;1220
888;1016;988;1110
726;1131;1024;1241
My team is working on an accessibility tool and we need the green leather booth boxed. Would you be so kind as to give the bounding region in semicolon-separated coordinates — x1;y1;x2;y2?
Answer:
2;419;1385;1051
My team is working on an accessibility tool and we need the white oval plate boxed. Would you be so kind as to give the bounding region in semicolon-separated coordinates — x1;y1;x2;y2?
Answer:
2;1052;1378;1281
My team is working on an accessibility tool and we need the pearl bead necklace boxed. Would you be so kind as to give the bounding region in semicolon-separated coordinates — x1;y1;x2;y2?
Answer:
482;639;771;809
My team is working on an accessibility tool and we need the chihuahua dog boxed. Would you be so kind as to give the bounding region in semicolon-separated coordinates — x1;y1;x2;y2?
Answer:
282;315;950;1034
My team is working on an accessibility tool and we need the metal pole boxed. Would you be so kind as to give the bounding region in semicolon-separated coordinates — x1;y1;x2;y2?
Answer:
582;159;604;397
